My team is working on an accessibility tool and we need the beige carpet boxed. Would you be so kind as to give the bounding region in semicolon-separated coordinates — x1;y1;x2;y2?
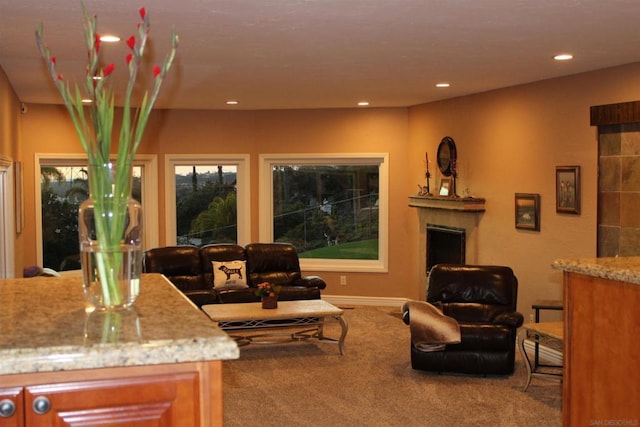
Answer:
222;305;561;427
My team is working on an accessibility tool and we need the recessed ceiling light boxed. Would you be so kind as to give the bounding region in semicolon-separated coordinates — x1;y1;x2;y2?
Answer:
100;35;120;43
226;100;239;105
435;83;450;88
357;101;369;107
553;53;573;61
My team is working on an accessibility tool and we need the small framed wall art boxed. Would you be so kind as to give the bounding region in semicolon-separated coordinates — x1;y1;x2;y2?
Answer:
515;193;540;231
556;165;580;214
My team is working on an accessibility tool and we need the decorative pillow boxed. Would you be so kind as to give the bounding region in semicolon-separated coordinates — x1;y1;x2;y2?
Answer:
212;260;248;289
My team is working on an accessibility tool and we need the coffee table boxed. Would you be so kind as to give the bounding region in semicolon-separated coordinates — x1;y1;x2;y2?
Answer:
518;321;563;391
202;299;348;355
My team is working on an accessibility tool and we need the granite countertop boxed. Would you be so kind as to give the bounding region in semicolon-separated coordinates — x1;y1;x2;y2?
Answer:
0;273;239;376
552;256;640;285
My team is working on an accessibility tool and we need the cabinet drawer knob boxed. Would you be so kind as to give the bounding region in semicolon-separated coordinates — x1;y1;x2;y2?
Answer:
32;396;51;415
0;399;16;418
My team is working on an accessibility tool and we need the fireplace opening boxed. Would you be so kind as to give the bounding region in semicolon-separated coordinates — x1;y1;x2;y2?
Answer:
426;224;466;273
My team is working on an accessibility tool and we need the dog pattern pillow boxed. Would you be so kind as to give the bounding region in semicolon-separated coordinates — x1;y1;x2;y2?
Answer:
212;260;248;289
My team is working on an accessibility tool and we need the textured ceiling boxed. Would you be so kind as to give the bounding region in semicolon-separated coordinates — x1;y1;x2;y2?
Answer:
1;0;640;110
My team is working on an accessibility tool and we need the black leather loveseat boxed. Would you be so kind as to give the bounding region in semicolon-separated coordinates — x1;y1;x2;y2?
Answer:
403;264;524;375
143;242;326;308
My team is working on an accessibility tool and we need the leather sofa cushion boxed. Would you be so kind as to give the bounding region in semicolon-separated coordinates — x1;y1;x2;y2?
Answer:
143;245;204;291
246;243;302;286
428;264;518;323
216;286;321;304
441;302;514;324
449;323;515;351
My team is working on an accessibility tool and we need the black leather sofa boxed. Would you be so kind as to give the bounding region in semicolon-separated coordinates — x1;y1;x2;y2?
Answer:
143;242;326;307
403;264;524;375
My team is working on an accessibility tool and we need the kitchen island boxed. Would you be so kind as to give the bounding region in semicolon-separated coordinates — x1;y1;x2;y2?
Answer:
0;273;238;426
552;257;640;426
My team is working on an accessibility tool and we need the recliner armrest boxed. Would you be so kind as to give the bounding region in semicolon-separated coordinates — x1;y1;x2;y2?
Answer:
492;311;524;328
402;306;410;325
294;276;327;290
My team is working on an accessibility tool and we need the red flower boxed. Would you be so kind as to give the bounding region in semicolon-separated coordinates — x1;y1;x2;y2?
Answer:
126;36;135;50
50;57;56;65
56;74;63;81
139;7;146;19
103;63;115;77
126;53;133;65
153;65;161;78
94;34;101;53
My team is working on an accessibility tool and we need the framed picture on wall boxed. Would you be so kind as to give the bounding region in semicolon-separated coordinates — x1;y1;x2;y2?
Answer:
515;193;541;231
556;165;580;214
439;178;452;196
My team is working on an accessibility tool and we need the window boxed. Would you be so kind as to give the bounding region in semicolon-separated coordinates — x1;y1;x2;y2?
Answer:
260;154;388;272
165;155;250;246
36;154;158;271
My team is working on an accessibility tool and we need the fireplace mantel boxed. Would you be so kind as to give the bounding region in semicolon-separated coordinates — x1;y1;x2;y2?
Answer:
409;194;486;300
408;195;486;212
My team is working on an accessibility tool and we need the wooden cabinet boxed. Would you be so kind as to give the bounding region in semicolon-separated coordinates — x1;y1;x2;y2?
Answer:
563;272;640;425
0;387;23;427
0;361;222;427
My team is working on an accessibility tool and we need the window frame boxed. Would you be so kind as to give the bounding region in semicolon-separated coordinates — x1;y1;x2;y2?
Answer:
259;153;388;273
0;156;16;278
35;153;159;267
164;154;250;247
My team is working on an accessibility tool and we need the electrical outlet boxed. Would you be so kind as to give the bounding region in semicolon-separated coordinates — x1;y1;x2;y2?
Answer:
340;275;347;285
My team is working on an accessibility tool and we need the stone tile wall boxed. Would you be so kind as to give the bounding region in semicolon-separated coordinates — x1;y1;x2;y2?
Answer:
598;123;640;256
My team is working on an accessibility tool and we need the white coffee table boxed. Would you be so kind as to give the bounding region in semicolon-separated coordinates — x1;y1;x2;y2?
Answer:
202;299;348;355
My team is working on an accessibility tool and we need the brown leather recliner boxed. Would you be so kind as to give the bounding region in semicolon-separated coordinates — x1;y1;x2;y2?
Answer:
403;264;524;375
143;243;326;307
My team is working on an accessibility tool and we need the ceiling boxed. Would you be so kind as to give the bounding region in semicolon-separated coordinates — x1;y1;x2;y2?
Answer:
1;0;640;110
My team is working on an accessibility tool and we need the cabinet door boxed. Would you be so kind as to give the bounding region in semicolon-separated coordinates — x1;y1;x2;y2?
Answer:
0;387;24;427
24;372;200;427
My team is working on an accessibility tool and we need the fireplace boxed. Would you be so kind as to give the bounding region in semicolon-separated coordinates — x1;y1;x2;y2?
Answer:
426;224;465;272
409;195;486;299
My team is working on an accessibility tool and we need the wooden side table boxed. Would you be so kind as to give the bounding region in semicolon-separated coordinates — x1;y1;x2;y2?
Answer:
518;321;563;391
531;299;562;369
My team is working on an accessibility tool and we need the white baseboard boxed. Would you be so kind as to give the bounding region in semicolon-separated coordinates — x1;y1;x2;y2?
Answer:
522;340;563;366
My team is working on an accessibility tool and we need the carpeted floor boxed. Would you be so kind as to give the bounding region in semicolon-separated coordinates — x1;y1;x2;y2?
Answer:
222;305;561;427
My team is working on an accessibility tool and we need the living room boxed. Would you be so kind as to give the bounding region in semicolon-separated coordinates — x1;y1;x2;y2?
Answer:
3;2;640;423
3;60;638;318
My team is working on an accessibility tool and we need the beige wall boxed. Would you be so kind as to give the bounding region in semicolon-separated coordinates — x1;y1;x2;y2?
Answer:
0;67;20;158
408;62;640;318
14;61;640;318
0;65;23;274
20;105;413;299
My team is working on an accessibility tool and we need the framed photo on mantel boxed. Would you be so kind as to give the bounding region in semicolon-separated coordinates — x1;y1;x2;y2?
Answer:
556;165;580;214
439;178;452;196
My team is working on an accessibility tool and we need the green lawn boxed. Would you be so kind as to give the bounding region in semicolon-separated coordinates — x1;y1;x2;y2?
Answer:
299;239;378;260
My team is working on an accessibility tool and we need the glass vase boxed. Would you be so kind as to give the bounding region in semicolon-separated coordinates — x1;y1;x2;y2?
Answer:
79;163;143;311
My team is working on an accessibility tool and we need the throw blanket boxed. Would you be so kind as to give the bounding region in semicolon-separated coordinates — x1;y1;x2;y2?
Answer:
403;301;461;352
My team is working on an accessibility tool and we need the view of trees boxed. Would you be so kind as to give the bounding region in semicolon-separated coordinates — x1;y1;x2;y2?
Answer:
40;163;379;271
272;165;379;258
175;166;237;245
41;166;141;271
